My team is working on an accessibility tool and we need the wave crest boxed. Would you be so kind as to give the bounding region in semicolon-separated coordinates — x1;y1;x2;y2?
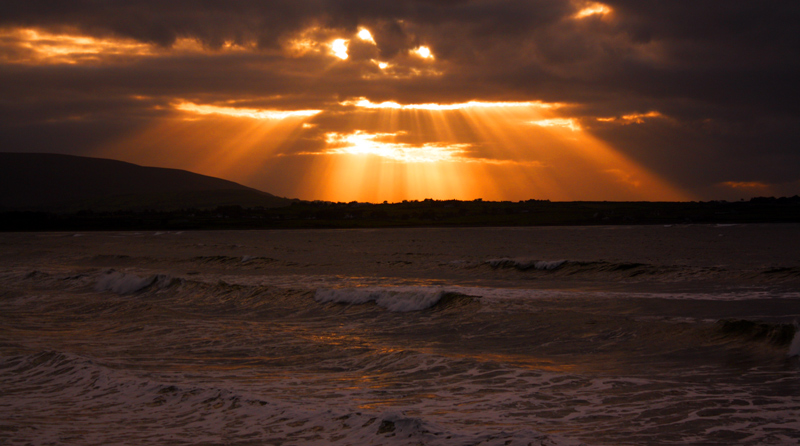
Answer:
314;287;449;312
95;271;174;294
718;319;799;356
486;258;568;271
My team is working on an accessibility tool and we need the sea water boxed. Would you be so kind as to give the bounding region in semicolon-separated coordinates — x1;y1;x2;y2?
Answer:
1;225;799;445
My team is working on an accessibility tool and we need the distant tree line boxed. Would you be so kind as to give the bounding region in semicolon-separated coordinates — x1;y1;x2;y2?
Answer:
2;197;799;231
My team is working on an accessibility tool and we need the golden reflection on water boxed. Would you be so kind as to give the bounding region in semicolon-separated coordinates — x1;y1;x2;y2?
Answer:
291;326;580;375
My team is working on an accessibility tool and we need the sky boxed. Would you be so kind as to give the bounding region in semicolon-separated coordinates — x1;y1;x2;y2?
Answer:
1;1;799;202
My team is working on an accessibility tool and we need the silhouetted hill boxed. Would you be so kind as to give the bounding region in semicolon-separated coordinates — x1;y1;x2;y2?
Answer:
0;153;293;211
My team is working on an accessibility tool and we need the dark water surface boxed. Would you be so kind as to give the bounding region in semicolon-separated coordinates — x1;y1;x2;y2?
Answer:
1;225;799;445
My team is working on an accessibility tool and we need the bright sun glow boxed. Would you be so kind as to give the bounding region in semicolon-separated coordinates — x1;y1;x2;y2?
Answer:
411;46;433;59
330;39;349;59
342;98;559;111
293;98;689;202
529;118;581;132
174;101;321;120
324;131;469;163
574;2;612;18
357;28;376;44
104;95;688;204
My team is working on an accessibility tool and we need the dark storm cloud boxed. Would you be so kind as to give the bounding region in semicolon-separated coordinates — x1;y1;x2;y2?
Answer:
1;0;799;198
0;1;566;46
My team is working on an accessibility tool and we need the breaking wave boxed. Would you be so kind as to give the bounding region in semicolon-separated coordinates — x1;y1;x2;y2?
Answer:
95;270;175;294
791;325;800;357
314;287;454;312
191;255;278;266
482;258;668;276
0;350;582;446
486;258;568;271
718;319;800;357
471;257;800;285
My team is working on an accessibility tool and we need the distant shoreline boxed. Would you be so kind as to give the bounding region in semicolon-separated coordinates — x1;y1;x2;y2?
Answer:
3;197;799;231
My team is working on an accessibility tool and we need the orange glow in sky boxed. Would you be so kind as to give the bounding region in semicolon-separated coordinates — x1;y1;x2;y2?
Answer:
342;98;558;111
411;46;434;59
357;28;376;44
10;25;688;203
322;131;470;163
574;2;613;19
95;97;688;203
330;38;349;59
529;118;582;132
174;101;321;120
597;111;664;124
719;181;769;190
0;27;155;64
2;0;794;204
0;27;256;65
101;101;320;190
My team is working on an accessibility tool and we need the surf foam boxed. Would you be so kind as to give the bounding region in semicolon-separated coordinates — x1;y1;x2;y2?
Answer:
789;321;800;357
0;351;586;446
95;271;173;295
486;258;568;271
314;287;446;312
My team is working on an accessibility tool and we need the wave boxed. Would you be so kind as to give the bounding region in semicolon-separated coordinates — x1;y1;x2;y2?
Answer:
95;270;176;295
0;350;582;446
482;257;673;276
791;324;800;357
760;267;800;279
314;287;475;312
361;411;582;446
718;319;800;356
486;258;568;271
191;255;278;266
474;257;800;284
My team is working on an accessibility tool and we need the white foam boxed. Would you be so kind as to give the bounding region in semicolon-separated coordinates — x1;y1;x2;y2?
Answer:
534;259;568;270
314;287;446;312
95;271;173;295
0;351;585;446
788;322;800;357
486;258;567;270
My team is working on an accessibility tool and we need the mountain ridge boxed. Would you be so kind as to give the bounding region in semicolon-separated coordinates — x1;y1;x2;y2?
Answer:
0;152;293;211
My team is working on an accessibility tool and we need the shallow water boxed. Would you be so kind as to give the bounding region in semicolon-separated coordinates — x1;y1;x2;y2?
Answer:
1;225;799;445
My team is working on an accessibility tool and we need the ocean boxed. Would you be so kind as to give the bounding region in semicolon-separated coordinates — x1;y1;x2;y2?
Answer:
1;225;799;445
